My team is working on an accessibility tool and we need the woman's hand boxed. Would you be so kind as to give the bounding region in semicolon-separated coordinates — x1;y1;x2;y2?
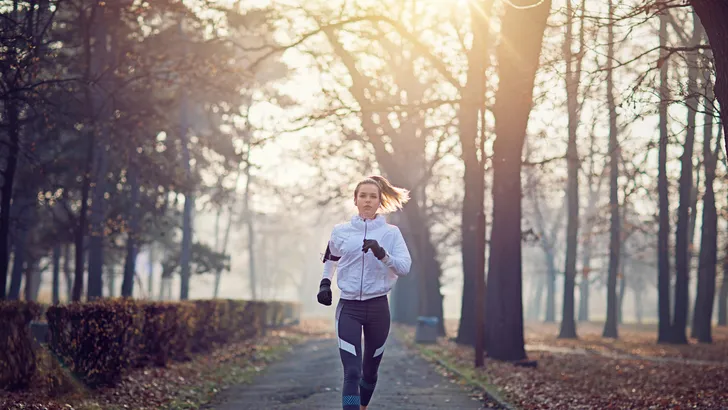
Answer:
317;278;332;306
362;239;386;260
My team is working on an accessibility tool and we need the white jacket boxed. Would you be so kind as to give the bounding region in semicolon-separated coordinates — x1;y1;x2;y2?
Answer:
322;214;412;301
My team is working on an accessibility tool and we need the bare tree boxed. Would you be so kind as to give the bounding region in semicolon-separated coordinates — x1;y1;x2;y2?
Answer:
602;0;621;339
484;0;553;362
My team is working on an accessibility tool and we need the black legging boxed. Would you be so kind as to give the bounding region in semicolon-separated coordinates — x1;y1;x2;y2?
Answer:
335;295;390;410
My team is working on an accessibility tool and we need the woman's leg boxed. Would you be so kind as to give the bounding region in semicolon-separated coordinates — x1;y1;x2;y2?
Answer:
336;300;364;410
360;297;391;408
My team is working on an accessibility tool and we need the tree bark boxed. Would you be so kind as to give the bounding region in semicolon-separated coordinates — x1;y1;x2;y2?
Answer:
718;248;728;326
456;0;491;348
179;97;194;300
545;250;557;323
24;258;40;302
52;244;61;304
86;0;112;301
8;240;25;300
527;274;545;321
147;243;154;299
656;9;672;344
634;282;644;324
689;0;728;156
63;244;72;301
671;13;700;344
691;61;718;343
244;160;257;301
391;212;419;325
485;0;552;362
122;158;141;297
0;97;20;301
559;0;587;341
603;0;620;339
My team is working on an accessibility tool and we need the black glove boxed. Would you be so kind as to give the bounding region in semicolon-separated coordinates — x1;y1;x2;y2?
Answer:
317;278;332;306
362;239;386;260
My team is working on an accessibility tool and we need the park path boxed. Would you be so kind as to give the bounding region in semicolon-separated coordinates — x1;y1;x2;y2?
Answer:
205;333;496;410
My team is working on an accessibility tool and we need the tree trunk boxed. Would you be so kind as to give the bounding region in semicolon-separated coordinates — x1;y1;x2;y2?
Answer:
578;244;592;322
179;90;194;300
7;194;32;300
657;9;672;344
52;244;61;304
617;273;627;325
528;274;545;321
401;198;446;336
691;60;718;343
86;2;112;301
634;283;643;324
122;160;141;297
391;207;419;325
485;0;552;362
718;251;728;326
147;243;154;299
63;244;72;301
603;0;620;339
243;159;257;301
456;0;491;348
213;208;223;298
545;250;557;323
671;15;700;344
527;171;565;325
0;96;20;301
559;0;586;341
24;258;40;302
689;0;728;155
108;266;116;297
8;240;25;300
391;213;419;325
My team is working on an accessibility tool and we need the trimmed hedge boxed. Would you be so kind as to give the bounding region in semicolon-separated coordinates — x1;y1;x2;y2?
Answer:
0;301;41;390
46;299;145;387
138;301;197;366
1;298;299;391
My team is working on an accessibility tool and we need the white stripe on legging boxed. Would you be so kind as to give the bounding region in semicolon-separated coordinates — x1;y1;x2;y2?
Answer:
373;343;385;357
335;301;357;356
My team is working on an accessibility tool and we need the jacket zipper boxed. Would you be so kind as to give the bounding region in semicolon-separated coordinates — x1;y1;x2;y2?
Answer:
360;218;367;300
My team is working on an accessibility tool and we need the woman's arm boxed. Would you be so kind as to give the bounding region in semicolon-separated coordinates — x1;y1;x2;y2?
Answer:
322;243;340;280
322;228;342;280
381;227;412;276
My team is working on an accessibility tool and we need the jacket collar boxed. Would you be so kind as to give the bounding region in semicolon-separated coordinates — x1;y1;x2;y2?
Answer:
351;213;386;230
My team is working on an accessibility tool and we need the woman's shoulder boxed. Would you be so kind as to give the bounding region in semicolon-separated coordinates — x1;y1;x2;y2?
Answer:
332;220;353;232
384;222;403;234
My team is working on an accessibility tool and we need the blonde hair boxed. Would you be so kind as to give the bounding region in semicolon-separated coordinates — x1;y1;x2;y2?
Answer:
354;175;410;214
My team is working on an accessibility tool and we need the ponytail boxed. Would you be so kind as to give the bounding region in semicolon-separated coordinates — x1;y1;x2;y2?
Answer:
355;175;410;214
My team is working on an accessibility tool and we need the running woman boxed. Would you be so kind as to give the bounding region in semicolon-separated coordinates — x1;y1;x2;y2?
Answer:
316;175;412;410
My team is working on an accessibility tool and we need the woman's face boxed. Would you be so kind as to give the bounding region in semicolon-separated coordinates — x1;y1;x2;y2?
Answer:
355;183;381;219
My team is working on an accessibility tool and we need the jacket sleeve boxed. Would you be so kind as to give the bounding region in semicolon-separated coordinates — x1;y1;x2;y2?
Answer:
381;227;412;277
322;228;342;281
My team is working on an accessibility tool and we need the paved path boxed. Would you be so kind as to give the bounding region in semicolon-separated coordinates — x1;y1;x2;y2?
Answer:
206;335;493;409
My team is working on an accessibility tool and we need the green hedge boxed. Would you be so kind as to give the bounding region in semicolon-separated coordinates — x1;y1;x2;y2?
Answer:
138;301;197;366
0;298;299;391
46;299;145;387
0;301;41;390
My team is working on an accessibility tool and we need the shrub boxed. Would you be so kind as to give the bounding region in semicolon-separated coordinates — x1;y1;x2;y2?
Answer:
46;298;144;387
0;301;41;390
138;301;197;366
